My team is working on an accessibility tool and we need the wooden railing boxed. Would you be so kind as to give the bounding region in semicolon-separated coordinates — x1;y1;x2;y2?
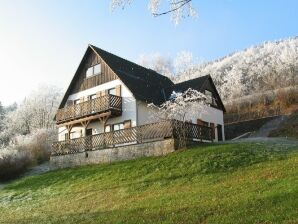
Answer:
56;94;122;124
51;120;213;156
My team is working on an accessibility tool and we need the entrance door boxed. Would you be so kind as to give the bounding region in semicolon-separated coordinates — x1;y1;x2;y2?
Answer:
85;129;93;150
217;125;223;141
86;129;92;136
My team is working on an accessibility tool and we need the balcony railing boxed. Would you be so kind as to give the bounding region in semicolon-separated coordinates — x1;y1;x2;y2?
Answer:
51;120;213;156
56;94;122;124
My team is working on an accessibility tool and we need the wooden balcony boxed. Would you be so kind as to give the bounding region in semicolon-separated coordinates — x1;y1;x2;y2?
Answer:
51;120;213;156
56;94;122;124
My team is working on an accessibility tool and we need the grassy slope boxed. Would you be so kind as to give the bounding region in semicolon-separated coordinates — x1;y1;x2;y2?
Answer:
0;141;297;224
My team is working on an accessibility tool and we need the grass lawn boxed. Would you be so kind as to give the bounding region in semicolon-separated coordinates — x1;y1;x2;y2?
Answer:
0;140;297;224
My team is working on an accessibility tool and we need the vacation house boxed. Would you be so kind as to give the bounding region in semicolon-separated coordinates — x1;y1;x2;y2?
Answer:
51;45;225;168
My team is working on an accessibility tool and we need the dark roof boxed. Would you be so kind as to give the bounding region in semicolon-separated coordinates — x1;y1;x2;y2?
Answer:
90;45;173;104
59;45;225;112
164;75;210;97
165;75;226;112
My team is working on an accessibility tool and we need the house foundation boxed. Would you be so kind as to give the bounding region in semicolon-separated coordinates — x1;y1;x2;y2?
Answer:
50;138;178;169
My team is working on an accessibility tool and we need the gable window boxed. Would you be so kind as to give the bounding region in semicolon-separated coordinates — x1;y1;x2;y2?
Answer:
86;63;101;78
205;90;217;106
205;90;213;104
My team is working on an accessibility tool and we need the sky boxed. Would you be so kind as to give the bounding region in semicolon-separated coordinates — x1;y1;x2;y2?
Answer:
0;0;297;106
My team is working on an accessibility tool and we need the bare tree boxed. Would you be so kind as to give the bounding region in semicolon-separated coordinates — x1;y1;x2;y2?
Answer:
111;0;197;24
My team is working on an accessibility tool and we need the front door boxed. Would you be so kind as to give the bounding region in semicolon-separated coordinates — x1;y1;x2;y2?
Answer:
85;129;93;150
217;125;223;141
86;128;92;136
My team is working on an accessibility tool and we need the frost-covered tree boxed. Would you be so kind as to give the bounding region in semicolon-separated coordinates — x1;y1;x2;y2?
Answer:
3;85;62;136
148;88;207;147
174;37;298;102
137;53;174;78
111;0;197;24
137;50;201;80
0;101;4;132
148;88;207;121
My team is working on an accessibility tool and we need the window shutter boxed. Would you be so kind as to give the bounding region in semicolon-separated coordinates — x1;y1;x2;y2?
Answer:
124;120;131;129
115;85;121;96
96;91;101;98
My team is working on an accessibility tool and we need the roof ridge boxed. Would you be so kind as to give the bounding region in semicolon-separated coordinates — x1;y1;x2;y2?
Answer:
89;44;171;81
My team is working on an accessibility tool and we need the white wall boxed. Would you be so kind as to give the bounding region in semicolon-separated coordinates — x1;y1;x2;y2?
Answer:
58;79;137;141
137;101;157;125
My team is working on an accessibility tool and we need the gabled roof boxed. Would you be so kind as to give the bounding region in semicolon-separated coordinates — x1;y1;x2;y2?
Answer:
166;75;226;112
90;45;173;105
59;45;225;112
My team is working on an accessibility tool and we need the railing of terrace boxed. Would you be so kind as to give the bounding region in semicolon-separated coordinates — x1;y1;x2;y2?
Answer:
56;94;122;124
51;120;212;156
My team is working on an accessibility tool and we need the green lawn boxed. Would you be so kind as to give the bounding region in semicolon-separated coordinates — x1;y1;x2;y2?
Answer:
0;141;297;224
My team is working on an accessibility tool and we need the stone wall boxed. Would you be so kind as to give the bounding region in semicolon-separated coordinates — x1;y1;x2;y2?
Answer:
50;138;177;169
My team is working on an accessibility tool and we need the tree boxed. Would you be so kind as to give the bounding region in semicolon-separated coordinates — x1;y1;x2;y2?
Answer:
137;53;174;79
111;0;197;24
0;101;4;132
148;88;207;147
3;85;62;136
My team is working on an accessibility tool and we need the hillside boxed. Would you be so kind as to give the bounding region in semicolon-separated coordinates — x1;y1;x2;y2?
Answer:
0;140;297;224
175;36;298;102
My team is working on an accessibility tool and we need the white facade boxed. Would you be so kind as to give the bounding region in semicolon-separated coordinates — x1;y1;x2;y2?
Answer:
58;79;137;141
58;80;225;142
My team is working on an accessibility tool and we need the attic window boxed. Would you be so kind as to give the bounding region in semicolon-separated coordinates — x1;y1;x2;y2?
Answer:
205;90;217;106
86;63;101;77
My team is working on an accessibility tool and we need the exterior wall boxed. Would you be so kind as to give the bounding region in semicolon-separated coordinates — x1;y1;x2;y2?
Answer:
50;139;176;169
58;79;137;141
136;101;225;142
137;101;157;125
192;105;225;142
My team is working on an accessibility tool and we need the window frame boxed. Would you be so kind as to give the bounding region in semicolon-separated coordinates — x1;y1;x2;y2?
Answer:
86;63;102;78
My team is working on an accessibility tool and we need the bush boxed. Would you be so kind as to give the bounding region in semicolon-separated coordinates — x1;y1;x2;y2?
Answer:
0;129;55;181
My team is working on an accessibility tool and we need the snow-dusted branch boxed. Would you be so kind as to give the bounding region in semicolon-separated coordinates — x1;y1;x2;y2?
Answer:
111;0;197;24
148;88;207;122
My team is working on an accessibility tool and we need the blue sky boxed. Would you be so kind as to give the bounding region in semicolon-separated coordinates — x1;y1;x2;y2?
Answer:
0;0;297;105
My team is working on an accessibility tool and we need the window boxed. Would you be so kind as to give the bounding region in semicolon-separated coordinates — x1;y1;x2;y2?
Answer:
89;94;96;100
108;88;116;95
113;123;124;131
74;99;80;105
86;63;101;77
205;90;213;104
104;125;111;133
93;64;101;75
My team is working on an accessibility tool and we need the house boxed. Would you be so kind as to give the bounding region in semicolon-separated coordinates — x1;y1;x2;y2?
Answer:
51;45;225;167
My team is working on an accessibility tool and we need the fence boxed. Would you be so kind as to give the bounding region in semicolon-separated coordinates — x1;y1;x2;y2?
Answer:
51;120;212;156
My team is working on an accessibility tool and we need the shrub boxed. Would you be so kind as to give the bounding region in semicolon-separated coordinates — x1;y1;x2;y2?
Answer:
0;129;55;181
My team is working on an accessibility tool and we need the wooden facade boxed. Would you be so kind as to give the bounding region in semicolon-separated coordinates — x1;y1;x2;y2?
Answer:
52;120;213;156
69;50;118;95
